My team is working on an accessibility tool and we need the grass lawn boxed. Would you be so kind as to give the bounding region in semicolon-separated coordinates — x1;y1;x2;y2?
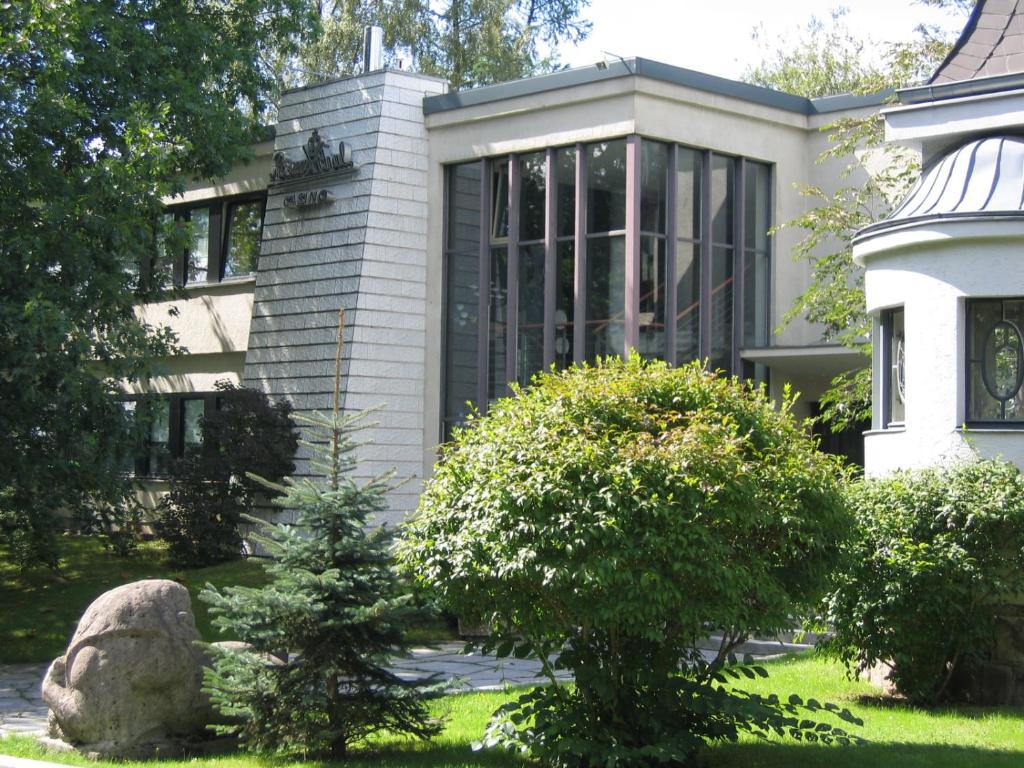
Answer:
0;536;272;664
3;655;1024;767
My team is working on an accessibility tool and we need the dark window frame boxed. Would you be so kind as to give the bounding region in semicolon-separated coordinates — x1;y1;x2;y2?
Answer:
966;297;1024;426
157;192;266;288
121;392;219;477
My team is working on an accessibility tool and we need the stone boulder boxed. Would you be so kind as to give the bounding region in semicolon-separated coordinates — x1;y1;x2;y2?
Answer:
42;579;213;758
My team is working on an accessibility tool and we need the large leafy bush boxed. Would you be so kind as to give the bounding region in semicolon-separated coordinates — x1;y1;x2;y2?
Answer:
401;356;856;766
821;460;1024;704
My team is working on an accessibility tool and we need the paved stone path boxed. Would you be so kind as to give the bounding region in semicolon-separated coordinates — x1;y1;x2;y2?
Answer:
0;638;808;739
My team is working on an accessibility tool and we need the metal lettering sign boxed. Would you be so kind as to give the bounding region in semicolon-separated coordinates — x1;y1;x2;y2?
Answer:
270;129;354;185
283;189;335;209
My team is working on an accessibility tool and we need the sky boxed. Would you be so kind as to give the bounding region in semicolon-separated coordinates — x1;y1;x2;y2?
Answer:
555;1;970;82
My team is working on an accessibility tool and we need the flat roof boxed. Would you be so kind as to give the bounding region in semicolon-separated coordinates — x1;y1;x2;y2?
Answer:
423;58;891;116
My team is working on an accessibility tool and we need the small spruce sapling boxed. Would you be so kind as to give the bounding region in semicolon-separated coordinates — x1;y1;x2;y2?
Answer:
201;310;442;757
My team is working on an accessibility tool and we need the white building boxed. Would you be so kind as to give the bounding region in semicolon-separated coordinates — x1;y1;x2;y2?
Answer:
131;39;894;524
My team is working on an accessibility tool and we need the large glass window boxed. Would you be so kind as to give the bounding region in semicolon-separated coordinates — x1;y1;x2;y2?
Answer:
124;393;217;476
223;198;265;277
442;138;772;430
968;299;1024;422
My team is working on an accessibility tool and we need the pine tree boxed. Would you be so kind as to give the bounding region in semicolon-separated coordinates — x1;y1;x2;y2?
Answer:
200;349;442;756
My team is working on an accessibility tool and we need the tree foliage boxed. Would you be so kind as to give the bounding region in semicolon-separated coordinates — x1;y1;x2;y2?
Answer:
201;408;441;757
401;357;856;766
742;3;971;430
0;0;316;569
301;0;591;90
821;460;1024;705
156;382;297;567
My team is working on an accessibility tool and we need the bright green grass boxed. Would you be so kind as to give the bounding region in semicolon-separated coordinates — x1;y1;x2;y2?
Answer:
3;655;1023;768
0;537;271;664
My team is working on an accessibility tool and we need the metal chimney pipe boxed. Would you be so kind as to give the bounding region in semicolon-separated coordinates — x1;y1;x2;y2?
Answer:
363;25;383;73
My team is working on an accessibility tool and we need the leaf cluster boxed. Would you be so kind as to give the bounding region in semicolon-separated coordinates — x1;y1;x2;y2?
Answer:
0;0;316;568
821;459;1024;705
401;356;853;765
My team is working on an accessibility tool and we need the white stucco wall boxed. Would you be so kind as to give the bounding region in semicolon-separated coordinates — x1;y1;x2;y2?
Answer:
856;218;1024;475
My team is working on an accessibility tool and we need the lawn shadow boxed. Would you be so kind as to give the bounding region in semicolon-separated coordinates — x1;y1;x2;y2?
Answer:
852;693;1024;721
709;741;1024;768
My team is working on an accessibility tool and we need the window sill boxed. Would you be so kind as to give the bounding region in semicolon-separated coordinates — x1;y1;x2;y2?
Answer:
958;425;1024;433
863;427;906;436
184;274;256;292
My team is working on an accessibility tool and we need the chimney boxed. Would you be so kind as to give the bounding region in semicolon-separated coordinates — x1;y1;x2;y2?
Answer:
363;25;383;73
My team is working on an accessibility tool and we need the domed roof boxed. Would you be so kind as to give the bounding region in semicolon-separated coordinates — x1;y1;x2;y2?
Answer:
883;136;1024;227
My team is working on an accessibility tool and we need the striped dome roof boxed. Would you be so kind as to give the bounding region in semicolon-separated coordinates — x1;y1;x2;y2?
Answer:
886;136;1024;224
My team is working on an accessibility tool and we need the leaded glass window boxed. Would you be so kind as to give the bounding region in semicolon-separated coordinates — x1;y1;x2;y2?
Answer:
968;299;1024;422
881;307;905;427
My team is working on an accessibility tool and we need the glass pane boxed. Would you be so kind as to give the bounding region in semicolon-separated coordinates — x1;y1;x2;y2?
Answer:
444;250;480;432
155;212;175;288
488;246;508;401
491;161;509;242
120;400;137;474
888;309;905;425
744;161;770;252
587;139;626;233
969;299;1024;422
556;147;576;238
446;163;482;253
710;245;733;373
585;236;625;359
743;249;770;348
675;241;700;363
149;399;171;476
183;399;204;448
711;154;734;245
519;153;546;242
676;148;702;241
518;244;545;385
224;200;263;278
187;207;210;283
555;241;575;368
641;141;668;234
638;236;666;359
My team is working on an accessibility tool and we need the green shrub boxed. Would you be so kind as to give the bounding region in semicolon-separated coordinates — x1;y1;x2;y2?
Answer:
400;356;856;767
821;459;1024;705
156;382;296;566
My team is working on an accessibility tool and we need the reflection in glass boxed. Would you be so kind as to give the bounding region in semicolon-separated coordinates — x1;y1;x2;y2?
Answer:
148;400;171;476
968;299;1024;422
640;141;668;234
447;163;482;252
743;250;769;348
556;148;576;238
585;236;625;358
711;155;734;245
491;161;509;241
444;251;479;431
676;242;700;363
223;200;263;277
639;236;666;358
556;241;575;367
488;247;508;401
710;245;733;373
519;153;546;242
187;207;210;283
587;140;626;233
518;244;545;385
887;308;905;425
744;162;770;252
183;399;204;450
676;149;702;241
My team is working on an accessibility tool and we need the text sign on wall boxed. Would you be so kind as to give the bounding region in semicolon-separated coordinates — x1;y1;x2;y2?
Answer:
270;129;354;185
283;189;335;209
